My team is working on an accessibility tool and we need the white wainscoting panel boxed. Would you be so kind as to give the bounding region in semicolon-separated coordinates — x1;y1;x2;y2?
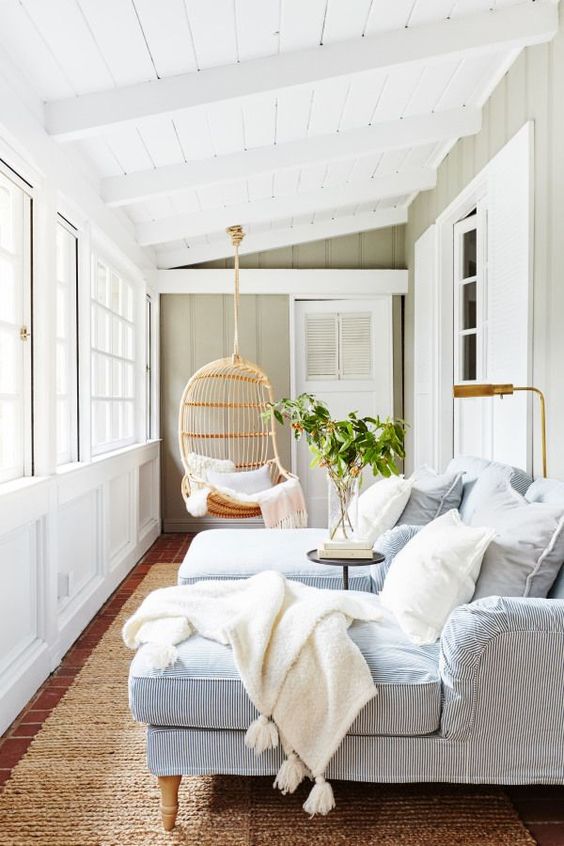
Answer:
139;458;159;540
0;441;160;735
0;523;40;677
57;489;100;613
108;472;134;569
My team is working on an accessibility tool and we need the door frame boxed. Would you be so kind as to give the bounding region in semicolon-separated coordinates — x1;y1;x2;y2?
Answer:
289;293;395;478
428;121;534;472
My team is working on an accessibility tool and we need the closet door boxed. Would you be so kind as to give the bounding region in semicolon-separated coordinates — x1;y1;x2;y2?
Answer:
294;298;394;527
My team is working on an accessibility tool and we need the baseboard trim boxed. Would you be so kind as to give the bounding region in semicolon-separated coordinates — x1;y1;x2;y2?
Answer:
164;518;264;532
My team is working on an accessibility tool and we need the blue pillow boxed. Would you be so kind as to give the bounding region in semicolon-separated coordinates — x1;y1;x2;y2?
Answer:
398;467;463;526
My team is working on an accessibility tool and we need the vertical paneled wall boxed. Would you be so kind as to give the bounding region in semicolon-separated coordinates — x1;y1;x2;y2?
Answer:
160;294;291;530
192;226;406;270
161;225;407;528
405;15;564;478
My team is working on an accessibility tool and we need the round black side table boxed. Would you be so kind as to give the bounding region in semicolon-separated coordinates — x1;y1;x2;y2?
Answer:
306;549;384;590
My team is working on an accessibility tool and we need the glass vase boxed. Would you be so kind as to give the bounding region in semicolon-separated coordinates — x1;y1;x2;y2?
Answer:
327;474;359;541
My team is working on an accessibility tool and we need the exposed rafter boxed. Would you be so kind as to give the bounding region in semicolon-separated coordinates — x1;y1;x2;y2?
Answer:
137;167;434;246
102;108;479;207
45;2;557;141
156;207;408;268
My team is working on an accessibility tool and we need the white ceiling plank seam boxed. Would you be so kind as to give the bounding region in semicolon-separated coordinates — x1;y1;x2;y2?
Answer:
155;208;408;267
44;2;557;140
102;106;479;206
137;166;433;245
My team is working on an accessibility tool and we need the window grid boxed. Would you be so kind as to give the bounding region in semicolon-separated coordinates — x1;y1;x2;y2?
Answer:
55;217;79;466
0;165;32;484
453;212;483;385
145;294;153;440
91;257;136;455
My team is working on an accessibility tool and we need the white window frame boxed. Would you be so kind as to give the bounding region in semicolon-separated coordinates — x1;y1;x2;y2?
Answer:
0;160;33;484
145;293;153;440
90;254;137;456
55;214;79;466
453;206;487;386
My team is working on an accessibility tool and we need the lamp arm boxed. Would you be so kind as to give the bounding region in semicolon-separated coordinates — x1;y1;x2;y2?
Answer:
513;386;547;478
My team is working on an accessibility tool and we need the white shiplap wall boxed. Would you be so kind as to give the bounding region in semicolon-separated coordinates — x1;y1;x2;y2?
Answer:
405;5;564;479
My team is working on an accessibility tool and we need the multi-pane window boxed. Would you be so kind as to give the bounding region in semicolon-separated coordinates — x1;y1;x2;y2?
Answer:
454;210;483;383
145;294;153;440
55;217;78;465
0;166;32;483
91;257;136;454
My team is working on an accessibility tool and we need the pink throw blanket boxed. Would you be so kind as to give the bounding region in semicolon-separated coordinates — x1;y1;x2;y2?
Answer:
256;478;308;529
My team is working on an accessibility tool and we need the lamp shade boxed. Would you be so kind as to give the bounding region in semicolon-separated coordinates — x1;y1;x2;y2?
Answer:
452;383;515;398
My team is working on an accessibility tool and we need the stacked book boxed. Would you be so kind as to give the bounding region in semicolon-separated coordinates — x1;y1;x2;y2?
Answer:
317;539;374;559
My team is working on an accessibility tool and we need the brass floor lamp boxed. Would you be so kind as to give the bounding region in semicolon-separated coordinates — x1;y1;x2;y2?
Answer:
452;383;547;477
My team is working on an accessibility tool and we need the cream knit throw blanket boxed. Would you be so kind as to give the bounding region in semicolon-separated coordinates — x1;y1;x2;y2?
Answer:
123;571;380;815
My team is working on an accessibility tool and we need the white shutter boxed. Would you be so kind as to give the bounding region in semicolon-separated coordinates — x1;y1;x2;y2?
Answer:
339;313;372;379
305;313;338;379
413;224;438;469
486;124;532;470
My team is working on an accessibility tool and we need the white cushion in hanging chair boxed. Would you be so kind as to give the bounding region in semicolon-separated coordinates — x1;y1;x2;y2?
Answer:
186;452;236;486
207;464;273;496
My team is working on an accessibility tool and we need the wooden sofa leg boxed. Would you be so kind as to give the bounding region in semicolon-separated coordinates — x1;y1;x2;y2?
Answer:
158;775;182;831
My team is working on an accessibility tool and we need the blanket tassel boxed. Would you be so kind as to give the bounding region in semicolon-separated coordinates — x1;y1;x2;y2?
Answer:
303;776;335;817
244;715;279;754
273;752;308;795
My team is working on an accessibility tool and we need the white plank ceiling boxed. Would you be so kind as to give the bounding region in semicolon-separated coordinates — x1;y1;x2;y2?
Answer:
0;0;557;266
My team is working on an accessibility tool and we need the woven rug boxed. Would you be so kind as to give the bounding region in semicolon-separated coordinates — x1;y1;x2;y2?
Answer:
0;563;536;846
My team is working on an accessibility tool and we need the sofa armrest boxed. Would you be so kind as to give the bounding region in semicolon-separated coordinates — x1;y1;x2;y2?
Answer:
439;596;564;740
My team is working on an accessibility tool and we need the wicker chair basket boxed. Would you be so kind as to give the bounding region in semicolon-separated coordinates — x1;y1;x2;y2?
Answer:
178;354;290;519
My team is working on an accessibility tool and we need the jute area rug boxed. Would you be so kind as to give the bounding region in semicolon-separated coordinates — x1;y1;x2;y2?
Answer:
0;563;536;846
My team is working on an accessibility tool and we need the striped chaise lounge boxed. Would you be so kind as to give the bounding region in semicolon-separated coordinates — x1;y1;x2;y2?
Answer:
128;457;564;830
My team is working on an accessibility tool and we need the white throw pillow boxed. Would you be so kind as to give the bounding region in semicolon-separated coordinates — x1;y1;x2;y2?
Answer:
186;453;236;491
380;510;495;645
356;475;414;544
207;464;273;495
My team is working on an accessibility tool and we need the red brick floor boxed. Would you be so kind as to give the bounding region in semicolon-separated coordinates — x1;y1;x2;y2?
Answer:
1;531;563;844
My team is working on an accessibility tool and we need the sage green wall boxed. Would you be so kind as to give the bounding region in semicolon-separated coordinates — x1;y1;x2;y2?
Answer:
160;293;291;530
405;14;564;478
161;225;406;527
192;225;406;269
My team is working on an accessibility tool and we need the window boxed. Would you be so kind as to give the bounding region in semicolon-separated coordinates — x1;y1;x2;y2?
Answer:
91;256;136;454
453;210;483;383
0;165;32;483
55;217;78;465
145;294;153;439
305;312;373;380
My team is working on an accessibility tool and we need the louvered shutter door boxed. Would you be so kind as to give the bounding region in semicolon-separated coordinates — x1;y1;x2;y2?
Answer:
339;313;372;379
305;313;338;379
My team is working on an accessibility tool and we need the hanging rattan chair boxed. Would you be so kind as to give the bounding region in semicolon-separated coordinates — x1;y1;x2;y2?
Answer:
178;225;292;519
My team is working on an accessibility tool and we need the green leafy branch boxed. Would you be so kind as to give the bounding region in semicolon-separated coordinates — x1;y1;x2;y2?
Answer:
264;393;406;485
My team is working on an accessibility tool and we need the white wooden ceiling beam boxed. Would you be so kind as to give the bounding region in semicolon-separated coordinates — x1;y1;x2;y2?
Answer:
45;2;557;141
156;207;408;268
156;268;408;295
137;166;434;246
102;107;480;207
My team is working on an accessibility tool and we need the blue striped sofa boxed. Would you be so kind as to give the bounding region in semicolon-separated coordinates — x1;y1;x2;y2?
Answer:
128;456;564;829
